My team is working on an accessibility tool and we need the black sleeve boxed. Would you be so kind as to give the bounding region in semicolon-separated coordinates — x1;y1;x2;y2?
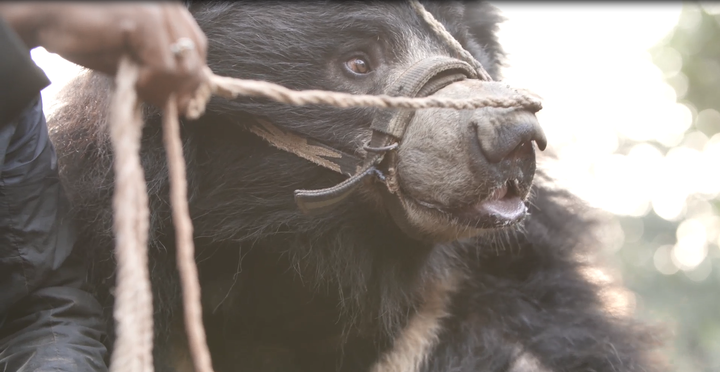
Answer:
0;16;51;125
0;97;108;372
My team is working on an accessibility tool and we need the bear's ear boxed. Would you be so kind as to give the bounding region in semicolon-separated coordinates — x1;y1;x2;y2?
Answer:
461;1;506;80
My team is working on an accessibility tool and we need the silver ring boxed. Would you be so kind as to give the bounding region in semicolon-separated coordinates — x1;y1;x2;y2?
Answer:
170;37;195;57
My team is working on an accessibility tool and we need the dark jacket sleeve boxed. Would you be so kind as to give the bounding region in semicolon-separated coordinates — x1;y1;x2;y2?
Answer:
0;17;51;126
0;25;109;370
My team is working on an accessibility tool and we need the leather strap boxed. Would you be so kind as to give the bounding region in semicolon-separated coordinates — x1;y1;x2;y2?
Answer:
370;56;475;139
248;118;363;177
246;56;477;215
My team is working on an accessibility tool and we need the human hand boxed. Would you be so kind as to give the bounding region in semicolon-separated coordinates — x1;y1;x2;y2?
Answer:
0;2;209;116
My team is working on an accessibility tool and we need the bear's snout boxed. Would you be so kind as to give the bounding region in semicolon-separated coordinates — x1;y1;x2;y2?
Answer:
391;79;546;240
471;108;546;164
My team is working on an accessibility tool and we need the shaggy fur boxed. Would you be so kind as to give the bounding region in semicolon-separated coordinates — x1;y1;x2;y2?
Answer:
47;1;665;371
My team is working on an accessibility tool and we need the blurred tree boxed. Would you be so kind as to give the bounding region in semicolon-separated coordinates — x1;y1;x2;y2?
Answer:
615;4;720;372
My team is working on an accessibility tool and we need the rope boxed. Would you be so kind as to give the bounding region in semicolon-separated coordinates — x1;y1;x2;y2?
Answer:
162;96;215;372
408;0;493;81
106;3;541;372
108;56;154;372
109;57;216;372
209;74;541;111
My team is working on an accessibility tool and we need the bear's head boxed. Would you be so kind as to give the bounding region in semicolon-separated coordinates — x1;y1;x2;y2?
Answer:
48;5;670;368
190;1;546;243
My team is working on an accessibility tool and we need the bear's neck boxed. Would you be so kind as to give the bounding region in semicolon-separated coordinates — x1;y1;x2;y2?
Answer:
185;117;446;347
193;203;437;332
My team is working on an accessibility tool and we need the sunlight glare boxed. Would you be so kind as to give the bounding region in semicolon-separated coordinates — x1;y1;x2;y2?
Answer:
654;245;679;275
496;3;684;218
672;218;709;271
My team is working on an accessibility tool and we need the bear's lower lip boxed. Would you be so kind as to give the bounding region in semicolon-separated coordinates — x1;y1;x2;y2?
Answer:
412;182;528;229
451;184;527;228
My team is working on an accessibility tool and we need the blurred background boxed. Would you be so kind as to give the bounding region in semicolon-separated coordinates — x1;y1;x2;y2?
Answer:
497;3;720;371
31;2;719;371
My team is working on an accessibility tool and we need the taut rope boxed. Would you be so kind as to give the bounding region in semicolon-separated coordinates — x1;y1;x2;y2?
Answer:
107;2;539;372
209;74;540;111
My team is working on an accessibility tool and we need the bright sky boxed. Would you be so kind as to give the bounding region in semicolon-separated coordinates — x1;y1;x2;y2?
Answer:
33;3;719;277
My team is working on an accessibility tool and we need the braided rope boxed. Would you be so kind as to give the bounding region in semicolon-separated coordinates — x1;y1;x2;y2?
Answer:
209;73;541;111
107;2;539;372
108;57;154;372
408;0;493;81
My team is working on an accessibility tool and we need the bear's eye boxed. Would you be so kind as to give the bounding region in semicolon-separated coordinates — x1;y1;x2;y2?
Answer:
345;57;372;75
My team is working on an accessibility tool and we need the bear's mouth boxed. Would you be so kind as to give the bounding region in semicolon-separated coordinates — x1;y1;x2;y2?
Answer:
451;181;528;228
410;179;528;230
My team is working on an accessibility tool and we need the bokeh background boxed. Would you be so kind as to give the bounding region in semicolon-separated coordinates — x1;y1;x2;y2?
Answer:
496;3;720;371
31;3;719;371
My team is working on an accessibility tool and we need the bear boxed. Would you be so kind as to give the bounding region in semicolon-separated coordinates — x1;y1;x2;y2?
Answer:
47;1;665;372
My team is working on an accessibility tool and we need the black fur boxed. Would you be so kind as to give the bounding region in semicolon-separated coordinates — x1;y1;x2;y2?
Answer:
48;1;665;371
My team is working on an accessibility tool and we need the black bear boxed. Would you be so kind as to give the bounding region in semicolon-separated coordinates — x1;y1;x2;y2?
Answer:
48;1;665;371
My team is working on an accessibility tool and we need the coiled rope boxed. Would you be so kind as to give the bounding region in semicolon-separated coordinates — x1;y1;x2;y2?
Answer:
107;2;540;372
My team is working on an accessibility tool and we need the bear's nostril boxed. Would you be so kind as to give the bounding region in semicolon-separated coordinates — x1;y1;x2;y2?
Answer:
534;129;548;151
507;140;535;161
473;111;546;164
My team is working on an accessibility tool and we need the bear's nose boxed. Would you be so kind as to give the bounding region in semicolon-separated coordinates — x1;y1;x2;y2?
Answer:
473;109;547;164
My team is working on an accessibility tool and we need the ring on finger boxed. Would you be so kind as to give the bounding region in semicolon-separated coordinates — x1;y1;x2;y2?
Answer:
170;37;196;58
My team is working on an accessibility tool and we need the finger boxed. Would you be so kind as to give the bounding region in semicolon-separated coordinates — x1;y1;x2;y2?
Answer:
163;5;206;115
175;5;208;61
165;5;206;81
132;6;178;108
129;5;177;73
59;50;121;77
